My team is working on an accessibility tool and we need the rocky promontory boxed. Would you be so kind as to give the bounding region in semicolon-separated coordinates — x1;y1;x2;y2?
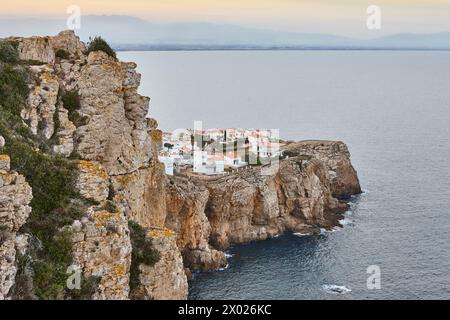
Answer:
164;140;360;271
0;31;361;300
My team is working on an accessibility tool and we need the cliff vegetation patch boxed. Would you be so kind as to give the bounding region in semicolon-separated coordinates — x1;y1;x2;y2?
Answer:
0;40;19;64
60;89;88;127
128;220;160;291
0;43;99;300
55;49;70;60
86;36;116;60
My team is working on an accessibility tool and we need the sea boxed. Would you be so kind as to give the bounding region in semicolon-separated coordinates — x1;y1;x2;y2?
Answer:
119;50;450;299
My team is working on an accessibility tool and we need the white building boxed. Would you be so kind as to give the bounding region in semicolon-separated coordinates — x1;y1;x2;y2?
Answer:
224;152;246;167
158;156;174;176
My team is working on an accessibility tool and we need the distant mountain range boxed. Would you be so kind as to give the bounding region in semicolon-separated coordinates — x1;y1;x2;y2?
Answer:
1;15;450;50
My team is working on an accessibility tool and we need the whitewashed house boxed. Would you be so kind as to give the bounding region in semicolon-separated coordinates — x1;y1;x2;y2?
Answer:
224;152;246;167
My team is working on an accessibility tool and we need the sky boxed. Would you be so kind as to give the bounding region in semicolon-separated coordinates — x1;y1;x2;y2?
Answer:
1;0;450;37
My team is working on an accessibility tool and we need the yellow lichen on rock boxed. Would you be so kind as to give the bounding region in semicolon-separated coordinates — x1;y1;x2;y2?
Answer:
114;174;136;188
111;264;127;277
78;160;109;180
147;228;176;239
93;210;120;227
150;130;163;143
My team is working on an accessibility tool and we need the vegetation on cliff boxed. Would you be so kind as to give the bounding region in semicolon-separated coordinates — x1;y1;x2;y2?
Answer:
0;40;19;64
60;89;88;127
0;40;98;300
86;36;116;59
55;49;70;60
128;221;160;291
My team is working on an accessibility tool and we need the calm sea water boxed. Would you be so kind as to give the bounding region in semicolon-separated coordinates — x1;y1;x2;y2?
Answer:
119;51;450;299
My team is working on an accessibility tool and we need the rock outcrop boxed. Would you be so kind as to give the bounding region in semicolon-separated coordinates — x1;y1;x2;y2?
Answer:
74;52;151;176
1;31;187;300
70;207;132;300
21;64;59;139
10;30;85;64
131;228;188;300
283;140;362;198
0;155;33;300
164;147;359;271
165;179;227;271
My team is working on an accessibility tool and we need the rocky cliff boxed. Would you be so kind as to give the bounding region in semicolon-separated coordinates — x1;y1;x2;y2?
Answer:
165;142;360;271
0;31;187;300
0;155;33;299
0;30;361;300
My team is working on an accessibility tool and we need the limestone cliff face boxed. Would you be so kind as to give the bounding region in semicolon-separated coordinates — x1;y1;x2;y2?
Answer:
165;178;227;271
1;31;187;300
131;228;188;300
74;53;151;176
283;141;362;198
0;155;33;299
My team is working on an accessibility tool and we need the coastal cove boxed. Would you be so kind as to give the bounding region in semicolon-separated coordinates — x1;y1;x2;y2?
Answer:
119;50;450;299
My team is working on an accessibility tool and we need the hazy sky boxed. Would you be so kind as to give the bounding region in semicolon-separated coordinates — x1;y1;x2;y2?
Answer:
2;0;450;37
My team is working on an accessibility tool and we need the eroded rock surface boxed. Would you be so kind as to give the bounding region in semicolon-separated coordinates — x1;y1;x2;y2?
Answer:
70;207;132;300
0;155;33;300
4;30;188;300
166;179;227;271
74;51;151;176
283;140;362;198
131;228;188;300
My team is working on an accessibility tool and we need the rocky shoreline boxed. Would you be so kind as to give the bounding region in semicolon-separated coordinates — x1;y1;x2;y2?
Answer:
0;31;361;300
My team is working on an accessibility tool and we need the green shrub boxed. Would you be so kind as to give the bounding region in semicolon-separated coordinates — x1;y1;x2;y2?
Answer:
61;90;80;115
0;103;94;300
60;90;88;127
21;60;46;66
86;36;116;59
4;142;79;216
129;221;160;291
0;63;30;116
0;40;19;63
33;260;68;300
107;183;116;201
55;49;70;60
